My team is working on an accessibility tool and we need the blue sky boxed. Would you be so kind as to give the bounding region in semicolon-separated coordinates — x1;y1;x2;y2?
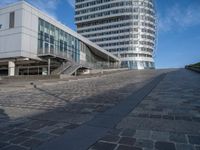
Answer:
0;0;200;68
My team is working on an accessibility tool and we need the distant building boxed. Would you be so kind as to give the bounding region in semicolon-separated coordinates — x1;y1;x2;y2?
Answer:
0;1;119;76
75;0;156;69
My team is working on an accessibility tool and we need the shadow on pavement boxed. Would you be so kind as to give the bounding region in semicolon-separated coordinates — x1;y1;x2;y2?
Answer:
0;70;178;150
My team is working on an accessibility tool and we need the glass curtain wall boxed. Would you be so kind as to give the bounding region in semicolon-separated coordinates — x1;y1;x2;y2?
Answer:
38;18;80;63
37;18;114;68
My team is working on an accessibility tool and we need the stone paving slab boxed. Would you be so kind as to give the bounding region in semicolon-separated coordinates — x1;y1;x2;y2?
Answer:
36;74;166;150
36;125;109;150
30;111;94;124
89;69;200;150
0;70;169;150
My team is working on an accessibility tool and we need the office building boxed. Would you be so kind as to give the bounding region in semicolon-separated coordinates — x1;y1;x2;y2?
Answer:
0;1;119;76
75;0;156;69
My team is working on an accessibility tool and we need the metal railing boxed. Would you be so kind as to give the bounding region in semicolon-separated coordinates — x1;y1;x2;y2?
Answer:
38;48;79;63
38;48;121;69
0;60;122;77
51;61;72;75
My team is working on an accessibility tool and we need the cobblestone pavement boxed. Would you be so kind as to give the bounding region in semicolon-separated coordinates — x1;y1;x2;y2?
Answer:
89;69;200;150
0;70;168;150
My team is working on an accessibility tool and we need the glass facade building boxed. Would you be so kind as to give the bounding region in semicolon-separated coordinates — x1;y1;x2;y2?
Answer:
75;0;156;69
38;18;106;65
0;1;119;76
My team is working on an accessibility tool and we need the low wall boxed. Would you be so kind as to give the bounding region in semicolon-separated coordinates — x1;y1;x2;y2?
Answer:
185;66;200;73
0;68;129;81
89;68;129;74
1;75;60;81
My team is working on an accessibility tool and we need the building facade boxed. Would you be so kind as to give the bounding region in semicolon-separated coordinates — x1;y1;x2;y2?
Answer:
0;1;119;76
75;0;156;69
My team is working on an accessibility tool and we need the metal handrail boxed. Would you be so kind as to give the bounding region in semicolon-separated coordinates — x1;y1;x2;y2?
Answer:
38;48;120;69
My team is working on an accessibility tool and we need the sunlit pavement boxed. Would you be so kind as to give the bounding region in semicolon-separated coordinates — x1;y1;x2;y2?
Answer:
1;69;199;150
89;69;200;150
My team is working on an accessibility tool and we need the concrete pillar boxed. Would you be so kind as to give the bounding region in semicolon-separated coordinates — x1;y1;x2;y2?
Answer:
42;67;48;75
8;61;15;76
48;58;51;75
15;67;19;76
107;55;110;68
137;61;144;70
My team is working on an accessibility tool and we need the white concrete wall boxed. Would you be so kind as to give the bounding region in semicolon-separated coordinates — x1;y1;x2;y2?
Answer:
0;2;39;60
0;1;119;62
0;5;23;59
20;3;39;60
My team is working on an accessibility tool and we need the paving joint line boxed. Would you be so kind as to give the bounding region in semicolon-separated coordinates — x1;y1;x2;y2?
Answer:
35;73;167;150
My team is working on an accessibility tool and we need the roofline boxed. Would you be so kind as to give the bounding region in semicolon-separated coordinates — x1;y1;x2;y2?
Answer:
0;1;120;62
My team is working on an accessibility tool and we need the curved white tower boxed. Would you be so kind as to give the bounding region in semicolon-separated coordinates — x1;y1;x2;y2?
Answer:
75;0;156;69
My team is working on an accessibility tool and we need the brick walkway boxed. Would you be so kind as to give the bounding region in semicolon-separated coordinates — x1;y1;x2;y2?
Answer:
89;69;200;150
0;70;167;150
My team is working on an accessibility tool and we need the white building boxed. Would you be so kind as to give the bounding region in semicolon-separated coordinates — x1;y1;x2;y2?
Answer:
75;0;156;69
0;1;119;76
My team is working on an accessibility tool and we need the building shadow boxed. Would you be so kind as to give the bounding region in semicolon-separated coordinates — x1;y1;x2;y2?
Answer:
0;69;179;149
0;108;10;123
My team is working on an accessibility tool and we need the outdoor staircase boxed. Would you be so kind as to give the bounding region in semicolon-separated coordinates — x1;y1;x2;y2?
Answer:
51;61;71;75
51;61;82;75
62;64;82;75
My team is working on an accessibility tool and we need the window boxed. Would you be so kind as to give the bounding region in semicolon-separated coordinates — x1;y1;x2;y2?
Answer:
9;12;15;28
38;18;81;62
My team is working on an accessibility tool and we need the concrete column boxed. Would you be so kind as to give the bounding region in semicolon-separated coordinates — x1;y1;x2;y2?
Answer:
15;67;19;76
48;58;51;75
107;55;110;68
42;67;48;75
137;61;144;70
8;61;15;76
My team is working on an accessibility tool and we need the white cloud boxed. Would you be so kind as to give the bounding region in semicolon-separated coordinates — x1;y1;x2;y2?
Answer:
158;3;200;32
66;0;75;8
0;0;60;19
28;0;60;19
0;0;18;6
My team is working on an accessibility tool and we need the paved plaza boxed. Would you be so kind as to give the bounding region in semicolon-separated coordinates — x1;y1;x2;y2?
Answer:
89;69;200;150
0;69;199;150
